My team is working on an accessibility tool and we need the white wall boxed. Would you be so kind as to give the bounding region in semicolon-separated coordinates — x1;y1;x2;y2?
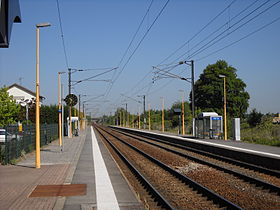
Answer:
7;87;34;103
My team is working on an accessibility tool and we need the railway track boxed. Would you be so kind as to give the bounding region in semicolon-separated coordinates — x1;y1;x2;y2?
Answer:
95;125;280;209
111;127;280;194
94;124;241;209
112;126;280;176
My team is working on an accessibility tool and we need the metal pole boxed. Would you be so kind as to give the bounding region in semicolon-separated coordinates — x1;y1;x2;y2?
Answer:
35;27;41;168
128;112;130;127
191;60;195;136
79;95;81;121
78;94;81;131
161;97;164;132
138;107;141;129
143;95;146;129
26;104;29;123
82;103;85;130
224;77;227;140
125;103;127;127
181;91;185;135
68;68;72;138
58;73;62;148
148;103;151;131
120;111;122;126
123;109;125;127
61;84;64;152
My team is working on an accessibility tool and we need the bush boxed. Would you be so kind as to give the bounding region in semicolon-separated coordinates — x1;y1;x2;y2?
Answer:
241;117;280;146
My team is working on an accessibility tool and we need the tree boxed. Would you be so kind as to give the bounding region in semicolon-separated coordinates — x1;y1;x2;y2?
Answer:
190;60;250;118
0;87;20;126
247;109;263;127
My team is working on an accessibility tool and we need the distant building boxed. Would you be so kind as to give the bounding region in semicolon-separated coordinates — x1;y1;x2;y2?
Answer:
273;114;280;124
7;83;45;103
0;0;21;48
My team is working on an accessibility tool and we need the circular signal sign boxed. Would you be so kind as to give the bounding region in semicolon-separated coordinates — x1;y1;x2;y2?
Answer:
65;94;78;106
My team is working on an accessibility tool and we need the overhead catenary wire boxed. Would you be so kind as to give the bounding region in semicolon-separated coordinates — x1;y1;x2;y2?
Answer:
117;0;154;68
171;0;261;63
158;0;237;66
179;0;279;61
124;0;266;101
196;16;280;61
125;0;238;101
56;0;70;68
106;0;155;97
105;0;170;98
72;67;117;86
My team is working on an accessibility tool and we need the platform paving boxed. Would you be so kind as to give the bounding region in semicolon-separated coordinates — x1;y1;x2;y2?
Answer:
0;128;86;210
0;126;143;210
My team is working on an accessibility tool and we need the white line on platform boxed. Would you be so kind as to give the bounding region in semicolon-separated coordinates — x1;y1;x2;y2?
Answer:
91;126;120;210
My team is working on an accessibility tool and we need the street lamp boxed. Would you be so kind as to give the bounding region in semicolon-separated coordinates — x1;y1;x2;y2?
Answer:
219;74;227;140
35;22;51;168
58;71;65;149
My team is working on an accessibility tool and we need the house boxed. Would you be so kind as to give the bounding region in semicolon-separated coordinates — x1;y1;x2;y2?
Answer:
7;83;45;104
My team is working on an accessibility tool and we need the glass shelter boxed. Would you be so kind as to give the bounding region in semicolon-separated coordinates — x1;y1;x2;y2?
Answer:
195;112;223;139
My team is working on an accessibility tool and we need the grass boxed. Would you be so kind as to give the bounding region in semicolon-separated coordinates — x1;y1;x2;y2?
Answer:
241;124;280;147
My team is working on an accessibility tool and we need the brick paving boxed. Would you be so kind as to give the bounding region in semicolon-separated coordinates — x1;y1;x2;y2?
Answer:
0;128;87;210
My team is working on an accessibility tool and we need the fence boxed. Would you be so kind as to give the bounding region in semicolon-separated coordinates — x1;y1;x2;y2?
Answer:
0;124;58;164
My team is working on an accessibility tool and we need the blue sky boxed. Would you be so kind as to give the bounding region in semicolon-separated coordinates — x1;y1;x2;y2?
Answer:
1;0;280;117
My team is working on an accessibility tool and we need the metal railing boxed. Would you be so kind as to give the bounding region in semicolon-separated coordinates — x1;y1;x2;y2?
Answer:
1;124;58;164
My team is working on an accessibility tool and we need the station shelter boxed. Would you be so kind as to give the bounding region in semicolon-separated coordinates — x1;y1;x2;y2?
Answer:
66;117;80;137
195;112;223;139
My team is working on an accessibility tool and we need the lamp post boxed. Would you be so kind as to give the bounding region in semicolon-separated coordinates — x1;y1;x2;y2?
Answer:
219;74;227;140
35;22;51;169
58;72;65;149
179;90;185;135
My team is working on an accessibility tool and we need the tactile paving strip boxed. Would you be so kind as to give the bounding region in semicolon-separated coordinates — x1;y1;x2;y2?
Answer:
29;184;86;197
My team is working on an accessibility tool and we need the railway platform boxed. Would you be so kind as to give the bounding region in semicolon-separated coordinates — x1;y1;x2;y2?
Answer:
0;126;144;210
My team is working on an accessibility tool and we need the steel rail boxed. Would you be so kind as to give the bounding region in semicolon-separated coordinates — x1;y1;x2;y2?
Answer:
97;125;242;209
93;125;175;210
112;126;280;178
112;128;280;196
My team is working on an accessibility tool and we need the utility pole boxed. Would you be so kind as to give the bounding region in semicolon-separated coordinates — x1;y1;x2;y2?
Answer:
138;106;141;129
148;103;151;131
191;60;195;136
120;111;122;126
161;97;164;132
123;109;125;127
79;94;81;121
58;72;65;149
68;68;72;138
137;95;146;129
125;103;127;127
82;103;85;130
61;84;64;151
143;95;146;129
179;90;185;135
